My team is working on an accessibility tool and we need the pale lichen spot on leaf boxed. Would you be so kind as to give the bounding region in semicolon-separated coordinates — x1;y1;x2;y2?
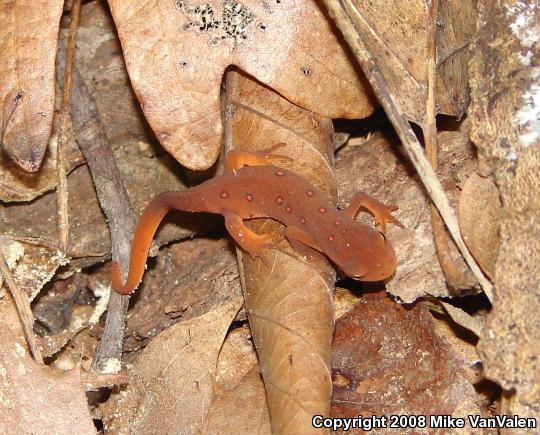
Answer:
175;0;267;47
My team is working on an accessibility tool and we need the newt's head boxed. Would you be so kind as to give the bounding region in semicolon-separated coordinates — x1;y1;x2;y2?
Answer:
338;228;398;282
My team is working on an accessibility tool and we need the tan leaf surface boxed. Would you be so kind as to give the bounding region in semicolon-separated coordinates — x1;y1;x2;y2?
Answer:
108;0;375;171
203;325;271;434
342;0;475;125
0;297;95;434
0;0;63;172
470;0;540;419
331;294;483;434
101;296;243;434
458;172;501;279
225;71;336;434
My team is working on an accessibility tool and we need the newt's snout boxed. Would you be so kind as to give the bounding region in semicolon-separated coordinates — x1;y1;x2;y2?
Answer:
342;230;398;282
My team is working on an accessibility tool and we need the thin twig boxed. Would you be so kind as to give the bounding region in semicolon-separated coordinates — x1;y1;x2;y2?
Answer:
0;237;43;363
56;42;135;372
56;0;81;255
320;0;494;302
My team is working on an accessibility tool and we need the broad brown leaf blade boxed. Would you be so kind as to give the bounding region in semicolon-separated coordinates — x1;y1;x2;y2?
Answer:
108;0;374;170
203;326;271;434
331;294;482;433
0;0;63;172
342;0;474;125
102;297;243;433
458;173;501;279
225;71;336;434
0;298;95;433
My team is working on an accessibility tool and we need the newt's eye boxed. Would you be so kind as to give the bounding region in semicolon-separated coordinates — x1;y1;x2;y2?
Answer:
352;274;365;280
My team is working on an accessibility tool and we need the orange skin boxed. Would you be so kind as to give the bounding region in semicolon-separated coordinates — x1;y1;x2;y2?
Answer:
112;146;403;294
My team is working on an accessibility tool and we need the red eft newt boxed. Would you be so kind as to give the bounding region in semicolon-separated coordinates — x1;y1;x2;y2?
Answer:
112;145;403;294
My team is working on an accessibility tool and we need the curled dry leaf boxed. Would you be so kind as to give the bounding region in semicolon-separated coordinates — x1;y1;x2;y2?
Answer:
340;0;475;125
225;71;336;433
469;0;540;418
101;296;243;434
0;0;64;172
458;172;501;279
108;0;375;170
203;325;271;434
0;297;95;433
431;130;478;291
331;294;483;433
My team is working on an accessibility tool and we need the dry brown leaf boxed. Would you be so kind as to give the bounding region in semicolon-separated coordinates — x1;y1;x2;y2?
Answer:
333;287;363;320
440;301;484;338
108;0;375;170
470;0;540;419
225;71;335;434
0;144;202;273
331;293;483;434
124;237;241;354
0;0;64;172
458;172;501;279
0;133;84;202
101;296;243;433
341;0;474;125
203;326;271;434
0;297;95;433
0;236;62;301
0;165;111;266
431;130;479;291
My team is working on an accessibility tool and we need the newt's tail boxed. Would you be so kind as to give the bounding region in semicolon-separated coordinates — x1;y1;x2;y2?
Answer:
111;191;196;294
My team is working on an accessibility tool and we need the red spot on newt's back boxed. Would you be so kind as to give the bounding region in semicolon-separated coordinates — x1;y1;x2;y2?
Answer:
220;191;229;198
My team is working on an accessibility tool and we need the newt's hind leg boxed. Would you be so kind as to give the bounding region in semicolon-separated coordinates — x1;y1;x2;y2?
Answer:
345;192;404;234
226;143;293;173
285;226;326;263
224;212;277;267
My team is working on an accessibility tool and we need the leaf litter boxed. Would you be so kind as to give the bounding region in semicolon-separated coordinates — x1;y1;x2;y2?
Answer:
0;0;537;432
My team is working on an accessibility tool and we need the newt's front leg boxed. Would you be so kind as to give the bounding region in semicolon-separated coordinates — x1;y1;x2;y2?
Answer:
226;143;292;172
345;192;404;234
223;212;277;267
